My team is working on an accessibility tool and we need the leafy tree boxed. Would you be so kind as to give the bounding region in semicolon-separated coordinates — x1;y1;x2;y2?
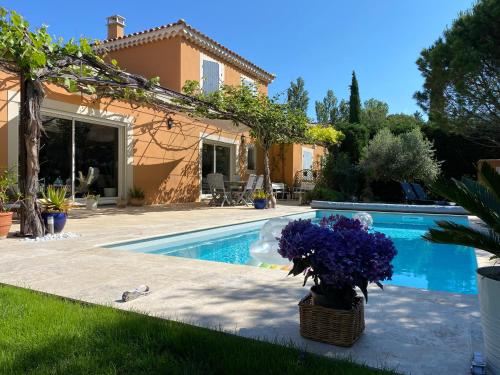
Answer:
348;71;361;124
321;152;362;198
338;99;350;122
336;123;370;163
0;9;226;236
414;0;500;146
315;90;338;124
305;125;343;146
361;99;389;129
384;113;423;135
359;128;440;183
287;77;309;115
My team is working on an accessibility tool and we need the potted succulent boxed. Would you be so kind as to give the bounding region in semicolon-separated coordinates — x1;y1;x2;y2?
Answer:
0;167;19;238
129;187;146;206
253;190;268;209
423;163;500;374
278;215;397;346
85;194;99;210
40;185;71;233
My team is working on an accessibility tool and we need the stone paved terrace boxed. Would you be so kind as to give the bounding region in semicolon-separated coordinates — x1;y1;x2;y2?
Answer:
0;202;485;375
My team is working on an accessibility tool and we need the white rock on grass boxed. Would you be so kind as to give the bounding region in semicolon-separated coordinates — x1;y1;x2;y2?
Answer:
22;232;81;242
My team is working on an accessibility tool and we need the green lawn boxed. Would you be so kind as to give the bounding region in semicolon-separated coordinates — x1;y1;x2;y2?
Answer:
0;284;395;375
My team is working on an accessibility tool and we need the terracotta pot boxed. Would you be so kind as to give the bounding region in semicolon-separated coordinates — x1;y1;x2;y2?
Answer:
0;212;13;238
477;267;500;375
129;198;145;207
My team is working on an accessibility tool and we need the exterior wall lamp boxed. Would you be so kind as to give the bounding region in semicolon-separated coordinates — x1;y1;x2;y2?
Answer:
167;117;174;130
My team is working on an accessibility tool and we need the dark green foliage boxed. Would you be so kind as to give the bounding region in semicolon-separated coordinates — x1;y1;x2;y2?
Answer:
384;113;423;135
304;186;347;203
287;77;309;115
336;123;370;163
361;99;389;129
321;152;363;198
414;0;500;146
0;285;394;375
422;125;499;179
423;163;500;260
349;71;362;124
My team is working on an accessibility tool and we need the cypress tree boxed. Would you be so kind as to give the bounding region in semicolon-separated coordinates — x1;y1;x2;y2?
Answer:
349;71;361;124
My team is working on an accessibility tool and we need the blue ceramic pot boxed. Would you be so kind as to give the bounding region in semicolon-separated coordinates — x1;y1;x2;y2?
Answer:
253;199;267;209
41;212;67;233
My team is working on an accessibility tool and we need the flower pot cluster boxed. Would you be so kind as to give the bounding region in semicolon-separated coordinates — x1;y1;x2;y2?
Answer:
129;186;146;207
0;167;20;239
39;185;72;234
252;189;276;209
278;214;397;346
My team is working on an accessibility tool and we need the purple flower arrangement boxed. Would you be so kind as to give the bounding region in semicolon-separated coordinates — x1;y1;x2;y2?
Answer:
278;215;397;310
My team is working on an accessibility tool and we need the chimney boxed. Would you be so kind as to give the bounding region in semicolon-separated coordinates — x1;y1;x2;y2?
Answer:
106;15;125;39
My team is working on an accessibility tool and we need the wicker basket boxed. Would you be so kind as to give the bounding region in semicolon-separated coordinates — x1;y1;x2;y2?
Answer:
298;294;365;347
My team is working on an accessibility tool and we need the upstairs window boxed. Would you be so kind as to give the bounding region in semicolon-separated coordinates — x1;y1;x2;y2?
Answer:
201;57;223;94
241;75;257;94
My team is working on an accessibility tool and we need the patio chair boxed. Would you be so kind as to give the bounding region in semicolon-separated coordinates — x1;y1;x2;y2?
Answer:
207;173;232;207
411;183;448;205
272;182;286;199
400;182;434;204
254;175;264;191
232;174;257;206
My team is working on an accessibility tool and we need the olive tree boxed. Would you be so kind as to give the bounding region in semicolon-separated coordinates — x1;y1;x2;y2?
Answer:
0;9;228;236
359;128;441;183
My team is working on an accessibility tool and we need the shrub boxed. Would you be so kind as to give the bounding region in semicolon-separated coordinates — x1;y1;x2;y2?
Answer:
359;128;440;183
304;186;347;203
335;123;370;163
321;152;363;198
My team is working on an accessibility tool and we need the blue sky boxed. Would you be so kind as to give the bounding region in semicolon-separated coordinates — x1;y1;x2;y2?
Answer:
3;0;475;118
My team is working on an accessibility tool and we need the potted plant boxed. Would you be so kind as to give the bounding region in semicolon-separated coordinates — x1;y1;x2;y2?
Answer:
278;215;397;346
0;167;19;238
129;187;146;206
40;185;71;233
423;163;500;374
253;190;268;209
85;194;99;210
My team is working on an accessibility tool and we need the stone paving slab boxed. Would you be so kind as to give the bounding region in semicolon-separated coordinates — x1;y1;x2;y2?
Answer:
0;203;483;375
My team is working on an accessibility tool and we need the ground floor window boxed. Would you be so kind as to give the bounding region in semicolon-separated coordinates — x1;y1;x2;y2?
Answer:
201;142;232;193
39;115;119;198
246;145;256;171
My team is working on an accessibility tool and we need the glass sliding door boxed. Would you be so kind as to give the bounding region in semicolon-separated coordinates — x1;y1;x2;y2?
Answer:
75;121;119;198
39;115;120;199
39;117;72;191
201;142;232;193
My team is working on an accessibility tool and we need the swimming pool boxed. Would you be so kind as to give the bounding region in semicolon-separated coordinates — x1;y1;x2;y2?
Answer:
105;210;477;294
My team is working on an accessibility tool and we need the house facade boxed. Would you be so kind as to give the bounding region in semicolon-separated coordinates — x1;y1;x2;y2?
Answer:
0;16;324;204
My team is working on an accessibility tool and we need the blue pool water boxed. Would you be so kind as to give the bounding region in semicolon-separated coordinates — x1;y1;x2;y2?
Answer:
106;210;478;294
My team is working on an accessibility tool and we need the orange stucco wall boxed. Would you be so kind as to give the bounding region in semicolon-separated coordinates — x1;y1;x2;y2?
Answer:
107;37;182;91
260;143;326;187
0;70;250;204
107;36;268;95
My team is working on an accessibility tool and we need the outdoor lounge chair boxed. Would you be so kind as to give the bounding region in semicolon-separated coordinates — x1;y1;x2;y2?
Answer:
207;173;232;207
232;174;257;206
400;182;435;205
254;175;264;191
411;183;448;205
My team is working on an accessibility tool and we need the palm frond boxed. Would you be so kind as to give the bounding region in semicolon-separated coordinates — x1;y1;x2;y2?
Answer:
479;162;500;202
423;220;500;258
431;178;500;233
